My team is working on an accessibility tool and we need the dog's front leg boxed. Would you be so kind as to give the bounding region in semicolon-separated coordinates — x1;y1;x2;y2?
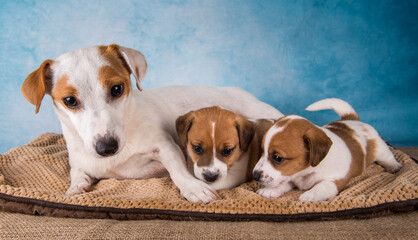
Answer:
158;137;217;203
298;180;339;202
65;168;93;195
256;182;294;198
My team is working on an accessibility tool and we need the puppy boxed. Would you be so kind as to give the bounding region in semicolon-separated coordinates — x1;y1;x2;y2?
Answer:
253;98;402;202
176;106;274;190
21;44;283;203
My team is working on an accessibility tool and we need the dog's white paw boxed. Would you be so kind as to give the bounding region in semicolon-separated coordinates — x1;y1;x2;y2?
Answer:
299;191;316;202
179;179;217;203
386;162;403;174
256;187;284;198
299;189;331;202
65;177;92;195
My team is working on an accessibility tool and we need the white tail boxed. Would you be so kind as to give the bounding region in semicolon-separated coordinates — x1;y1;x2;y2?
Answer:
306;98;359;121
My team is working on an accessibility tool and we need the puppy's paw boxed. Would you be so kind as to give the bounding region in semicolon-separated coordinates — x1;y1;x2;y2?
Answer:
180;180;217;203
299;191;316;202
299;189;332;202
386;162;403;174
256;187;284;198
65;177;92;195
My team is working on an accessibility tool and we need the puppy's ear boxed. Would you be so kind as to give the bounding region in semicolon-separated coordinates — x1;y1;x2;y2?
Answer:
22;60;54;114
235;116;256;152
176;111;195;148
303;127;332;167
107;44;148;91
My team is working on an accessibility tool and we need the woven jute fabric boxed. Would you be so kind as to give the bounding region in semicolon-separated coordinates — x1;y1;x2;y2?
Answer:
0;133;417;221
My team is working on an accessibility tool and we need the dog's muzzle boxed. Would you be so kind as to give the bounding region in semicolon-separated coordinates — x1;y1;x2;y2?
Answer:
95;134;119;157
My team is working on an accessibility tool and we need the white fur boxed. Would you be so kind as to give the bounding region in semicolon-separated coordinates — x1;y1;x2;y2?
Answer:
306;98;356;118
254;99;402;202
42;45;284;203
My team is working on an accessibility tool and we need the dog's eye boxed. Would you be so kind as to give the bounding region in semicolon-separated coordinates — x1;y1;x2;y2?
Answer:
111;84;124;98
221;147;235;157
192;144;203;155
63;97;78;109
272;154;284;164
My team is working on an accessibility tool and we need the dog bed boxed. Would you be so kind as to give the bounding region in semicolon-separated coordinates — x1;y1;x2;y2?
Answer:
0;133;416;221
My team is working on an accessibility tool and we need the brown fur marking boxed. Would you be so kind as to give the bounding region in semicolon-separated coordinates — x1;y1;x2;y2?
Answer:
365;139;378;166
341;113;360;121
327;121;365;191
51;75;81;111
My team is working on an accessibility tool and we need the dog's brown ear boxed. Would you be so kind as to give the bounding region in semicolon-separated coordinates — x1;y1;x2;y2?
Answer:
107;44;148;91
176;111;195;148
303;126;333;167
22;60;54;114
235;116;256;152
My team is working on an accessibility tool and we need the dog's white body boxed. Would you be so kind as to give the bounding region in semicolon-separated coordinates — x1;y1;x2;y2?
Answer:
22;44;283;203
253;98;402;202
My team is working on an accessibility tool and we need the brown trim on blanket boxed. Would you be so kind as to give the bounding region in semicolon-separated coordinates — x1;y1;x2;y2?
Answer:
0;192;416;222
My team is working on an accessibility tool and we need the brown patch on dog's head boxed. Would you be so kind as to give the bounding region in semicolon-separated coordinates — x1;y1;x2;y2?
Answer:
22;60;54;113
51;75;81;111
265;116;332;176
99;44;147;91
176;106;255;168
98;66;131;101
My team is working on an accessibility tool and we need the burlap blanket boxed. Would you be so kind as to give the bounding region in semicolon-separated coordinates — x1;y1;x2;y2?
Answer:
0;133;416;221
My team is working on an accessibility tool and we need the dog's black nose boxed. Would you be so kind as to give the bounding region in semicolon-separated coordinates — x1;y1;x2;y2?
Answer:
96;136;119;157
203;172;219;182
253;170;262;181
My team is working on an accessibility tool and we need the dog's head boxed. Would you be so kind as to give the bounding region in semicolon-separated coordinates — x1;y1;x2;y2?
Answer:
252;115;332;187
176;106;256;184
22;44;148;157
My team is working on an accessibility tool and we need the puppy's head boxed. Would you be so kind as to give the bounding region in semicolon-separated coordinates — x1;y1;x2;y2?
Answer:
22;44;148;157
253;115;332;188
176;106;255;184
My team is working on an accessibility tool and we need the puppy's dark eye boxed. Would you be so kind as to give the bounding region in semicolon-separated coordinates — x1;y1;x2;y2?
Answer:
272;154;284;164
63;97;78;109
111;84;124;98
192;144;203;155
221;147;235;157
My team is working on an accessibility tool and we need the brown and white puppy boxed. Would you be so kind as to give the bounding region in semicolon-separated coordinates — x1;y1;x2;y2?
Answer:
176;106;273;190
253;98;402;202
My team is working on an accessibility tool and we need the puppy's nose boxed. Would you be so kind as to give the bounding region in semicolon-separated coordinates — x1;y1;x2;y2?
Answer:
253;170;262;182
203;172;219;183
96;136;119;157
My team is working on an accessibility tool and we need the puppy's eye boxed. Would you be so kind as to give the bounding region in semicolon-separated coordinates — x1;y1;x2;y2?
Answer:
192;144;203;155
63;97;78;109
221;147;235;157
272;154;284;164
111;84;124;98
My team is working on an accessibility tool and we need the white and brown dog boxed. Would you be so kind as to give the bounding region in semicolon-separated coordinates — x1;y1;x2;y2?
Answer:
176;106;273;190
253;98;402;202
21;44;283;203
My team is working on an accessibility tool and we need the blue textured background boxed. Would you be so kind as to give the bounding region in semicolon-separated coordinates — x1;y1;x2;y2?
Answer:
0;0;417;153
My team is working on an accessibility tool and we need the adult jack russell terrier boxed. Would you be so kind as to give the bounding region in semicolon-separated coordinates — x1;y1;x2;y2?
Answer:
176;106;273;190
21;44;283;203
253;98;402;202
